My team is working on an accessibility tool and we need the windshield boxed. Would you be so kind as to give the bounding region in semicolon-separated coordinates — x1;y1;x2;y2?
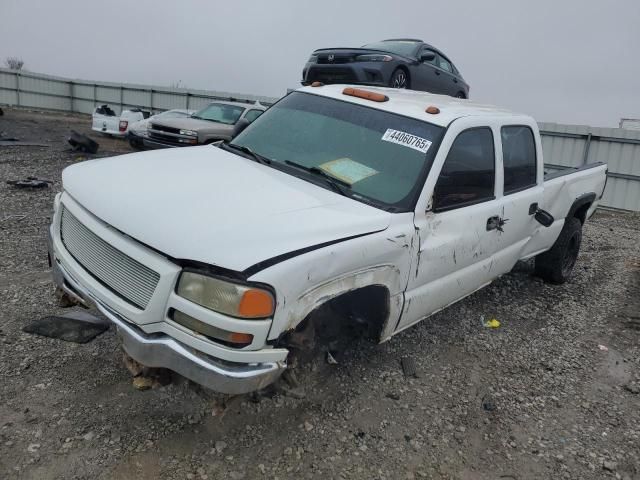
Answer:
230;92;443;212
192;103;245;125
362;41;420;57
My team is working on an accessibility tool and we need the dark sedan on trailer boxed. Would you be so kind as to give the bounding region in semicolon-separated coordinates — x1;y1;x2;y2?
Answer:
302;38;469;98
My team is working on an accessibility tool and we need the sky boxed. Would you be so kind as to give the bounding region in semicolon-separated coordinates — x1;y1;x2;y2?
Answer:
1;0;639;127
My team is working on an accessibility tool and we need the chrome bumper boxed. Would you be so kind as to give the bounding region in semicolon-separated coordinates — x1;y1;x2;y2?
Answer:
49;232;286;395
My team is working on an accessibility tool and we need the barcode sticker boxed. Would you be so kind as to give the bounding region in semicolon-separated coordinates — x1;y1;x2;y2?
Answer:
381;129;432;154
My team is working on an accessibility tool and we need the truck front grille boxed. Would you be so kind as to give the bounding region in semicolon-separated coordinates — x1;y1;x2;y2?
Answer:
60;207;160;309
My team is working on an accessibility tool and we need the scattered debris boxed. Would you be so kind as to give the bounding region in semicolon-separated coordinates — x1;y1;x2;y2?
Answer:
602;460;617;472
623;382;640;394
132;376;154;391
22;310;110;343
484;318;501;328
401;356;419;378
6;177;52;189
68;130;99;154
326;351;339;365
482;395;497;412
0;214;27;222
598;344;609;351
0;140;50;147
386;392;401;401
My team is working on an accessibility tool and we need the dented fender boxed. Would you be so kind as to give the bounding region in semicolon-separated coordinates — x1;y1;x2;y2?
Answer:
248;214;415;341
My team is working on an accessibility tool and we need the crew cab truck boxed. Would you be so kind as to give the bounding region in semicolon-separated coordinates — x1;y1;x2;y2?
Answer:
48;84;607;394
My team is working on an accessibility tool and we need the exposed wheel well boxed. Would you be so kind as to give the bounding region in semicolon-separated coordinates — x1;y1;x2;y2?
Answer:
279;285;390;353
574;202;592;224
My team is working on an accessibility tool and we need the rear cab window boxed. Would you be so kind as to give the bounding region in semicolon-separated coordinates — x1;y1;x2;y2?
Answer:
501;126;537;194
432;127;496;211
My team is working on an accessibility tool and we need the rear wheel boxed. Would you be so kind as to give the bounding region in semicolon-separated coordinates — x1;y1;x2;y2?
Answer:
389;69;409;89
455;91;466;99
534;217;582;284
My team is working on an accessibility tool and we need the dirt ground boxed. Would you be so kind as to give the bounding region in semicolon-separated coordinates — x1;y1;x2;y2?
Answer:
0;108;639;480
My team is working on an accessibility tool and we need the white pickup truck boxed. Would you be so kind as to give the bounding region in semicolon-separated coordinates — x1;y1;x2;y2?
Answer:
48;84;607;394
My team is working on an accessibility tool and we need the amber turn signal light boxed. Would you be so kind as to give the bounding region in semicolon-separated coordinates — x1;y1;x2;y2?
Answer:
342;87;389;102
311;81;324;87
238;289;275;318
425;106;440;114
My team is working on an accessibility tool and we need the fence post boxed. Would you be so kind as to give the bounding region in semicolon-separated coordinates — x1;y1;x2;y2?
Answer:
186;92;190;110
93;83;97;108
582;133;592;165
120;86;124;114
15;71;21;107
68;81;74;112
150;89;154;112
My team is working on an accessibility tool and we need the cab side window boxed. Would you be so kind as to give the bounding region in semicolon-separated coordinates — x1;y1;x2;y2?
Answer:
244;109;263;123
433;127;495;211
501;126;537;194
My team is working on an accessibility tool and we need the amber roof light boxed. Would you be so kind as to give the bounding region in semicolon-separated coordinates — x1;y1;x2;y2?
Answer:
426;106;440;114
342;87;389;102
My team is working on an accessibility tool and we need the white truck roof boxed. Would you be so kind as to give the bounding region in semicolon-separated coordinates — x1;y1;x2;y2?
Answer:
297;84;527;127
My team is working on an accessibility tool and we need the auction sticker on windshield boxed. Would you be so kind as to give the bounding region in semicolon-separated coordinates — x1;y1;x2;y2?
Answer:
381;129;432;154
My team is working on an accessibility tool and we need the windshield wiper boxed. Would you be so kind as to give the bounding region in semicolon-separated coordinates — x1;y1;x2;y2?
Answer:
283;160;351;197
220;143;271;165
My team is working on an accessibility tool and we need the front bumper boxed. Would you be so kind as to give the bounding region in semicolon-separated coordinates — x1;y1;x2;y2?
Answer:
48;200;287;395
303;63;392;86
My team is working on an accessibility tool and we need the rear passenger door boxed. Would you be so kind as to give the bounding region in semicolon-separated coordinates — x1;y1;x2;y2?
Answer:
436;54;461;96
490;124;544;272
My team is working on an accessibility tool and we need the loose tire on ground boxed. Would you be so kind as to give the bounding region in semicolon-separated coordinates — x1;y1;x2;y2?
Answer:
534;217;582;284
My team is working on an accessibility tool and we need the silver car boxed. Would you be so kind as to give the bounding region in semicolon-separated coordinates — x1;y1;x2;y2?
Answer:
144;101;266;148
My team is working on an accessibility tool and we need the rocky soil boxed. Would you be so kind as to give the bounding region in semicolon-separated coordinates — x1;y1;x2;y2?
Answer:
1;108;639;479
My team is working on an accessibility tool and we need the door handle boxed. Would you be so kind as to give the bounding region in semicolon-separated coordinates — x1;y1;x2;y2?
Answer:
434;70;441;75
487;216;508;232
453;78;458;83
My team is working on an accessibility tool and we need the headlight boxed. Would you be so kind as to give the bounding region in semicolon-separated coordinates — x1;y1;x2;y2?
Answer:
307;54;318;63
355;54;393;62
180;129;198;136
176;271;275;319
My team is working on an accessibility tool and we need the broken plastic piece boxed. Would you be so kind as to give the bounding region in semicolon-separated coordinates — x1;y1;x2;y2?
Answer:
7;177;52;189
68;130;99;154
597;344;609;351
23;311;110;343
326;351;338;365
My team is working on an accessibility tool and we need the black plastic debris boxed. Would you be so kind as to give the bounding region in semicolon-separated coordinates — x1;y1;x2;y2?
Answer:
7;177;52;189
68;130;98;154
401;356;419;378
23;310;109;344
482;394;497;412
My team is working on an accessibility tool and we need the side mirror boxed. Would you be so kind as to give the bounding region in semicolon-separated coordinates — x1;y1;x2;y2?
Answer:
231;118;250;139
534;209;554;227
420;52;435;62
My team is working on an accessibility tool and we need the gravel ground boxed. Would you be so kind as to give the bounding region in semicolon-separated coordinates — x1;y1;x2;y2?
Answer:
1;108;639;480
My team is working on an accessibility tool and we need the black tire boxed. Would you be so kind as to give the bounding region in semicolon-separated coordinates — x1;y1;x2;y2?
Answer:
534;217;582;284
455;91;466;99
389;69;409;89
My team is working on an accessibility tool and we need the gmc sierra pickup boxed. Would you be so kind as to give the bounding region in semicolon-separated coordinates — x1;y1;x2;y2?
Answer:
48;84;607;394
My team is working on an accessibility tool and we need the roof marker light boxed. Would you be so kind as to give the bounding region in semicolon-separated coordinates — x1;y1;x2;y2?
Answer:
311;81;324;87
425;106;440;114
342;87;388;103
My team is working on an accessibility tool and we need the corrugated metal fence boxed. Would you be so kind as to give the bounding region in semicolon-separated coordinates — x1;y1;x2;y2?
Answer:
0;67;278;114
539;122;640;211
1;68;639;211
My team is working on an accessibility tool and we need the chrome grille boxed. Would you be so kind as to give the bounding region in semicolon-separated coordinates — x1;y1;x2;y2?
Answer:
60;206;160;309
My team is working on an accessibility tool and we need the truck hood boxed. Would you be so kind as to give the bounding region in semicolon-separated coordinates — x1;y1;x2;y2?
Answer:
151;117;234;136
61;146;391;272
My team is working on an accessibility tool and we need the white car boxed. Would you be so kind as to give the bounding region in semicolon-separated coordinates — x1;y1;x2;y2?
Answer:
127;109;195;149
49;85;607;394
91;105;147;137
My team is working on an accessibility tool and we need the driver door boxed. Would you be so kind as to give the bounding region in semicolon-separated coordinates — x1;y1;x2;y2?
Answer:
398;122;502;332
